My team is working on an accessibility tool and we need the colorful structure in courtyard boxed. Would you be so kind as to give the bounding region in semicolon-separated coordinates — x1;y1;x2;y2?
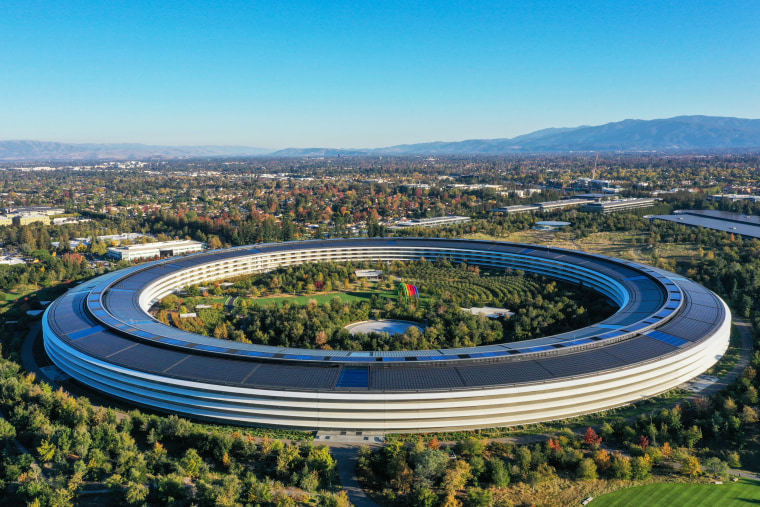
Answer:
398;282;419;300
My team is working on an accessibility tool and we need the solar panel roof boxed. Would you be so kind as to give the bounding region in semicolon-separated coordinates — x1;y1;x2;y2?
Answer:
680;209;760;226
43;238;727;393
653;214;760;240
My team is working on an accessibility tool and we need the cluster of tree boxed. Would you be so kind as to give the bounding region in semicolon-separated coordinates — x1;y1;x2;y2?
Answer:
0;218;158;258
392;260;615;340
156;259;613;351
0;350;347;506
4;159;760;505
5;154;760;252
0;252;90;292
688;358;760;467
239;260;366;297
159;292;504;352
356;427;727;507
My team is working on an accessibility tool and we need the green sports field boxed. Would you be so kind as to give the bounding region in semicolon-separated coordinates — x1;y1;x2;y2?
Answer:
592;478;760;506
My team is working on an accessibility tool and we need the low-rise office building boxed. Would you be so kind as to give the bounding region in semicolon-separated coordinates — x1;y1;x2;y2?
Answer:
3;206;65;215
12;214;50;226
491;204;541;214
390;216;471;228
355;269;383;280
107;240;203;262
97;233;150;243
491;198;592;215
706;194;760;203
0;256;25;265
580;198;656;213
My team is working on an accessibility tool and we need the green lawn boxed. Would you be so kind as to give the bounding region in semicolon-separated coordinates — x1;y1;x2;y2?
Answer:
0;288;37;302
0;291;18;302
592;478;760;506
248;289;398;307
181;296;228;306
0;284;71;315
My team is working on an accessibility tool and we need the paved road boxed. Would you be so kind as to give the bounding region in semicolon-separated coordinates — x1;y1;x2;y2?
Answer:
697;319;754;397
729;469;760;481
330;445;380;507
20;320;57;385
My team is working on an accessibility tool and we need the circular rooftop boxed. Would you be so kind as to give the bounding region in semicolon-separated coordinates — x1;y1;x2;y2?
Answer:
42;238;730;432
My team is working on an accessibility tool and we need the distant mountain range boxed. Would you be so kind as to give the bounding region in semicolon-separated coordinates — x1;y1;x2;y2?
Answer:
2;116;760;161
0;141;270;162
274;116;760;156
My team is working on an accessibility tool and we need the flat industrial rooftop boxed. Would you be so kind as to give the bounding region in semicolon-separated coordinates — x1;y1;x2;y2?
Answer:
652;209;760;239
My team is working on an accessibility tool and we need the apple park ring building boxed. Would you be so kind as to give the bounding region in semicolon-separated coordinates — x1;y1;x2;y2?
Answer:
43;238;731;433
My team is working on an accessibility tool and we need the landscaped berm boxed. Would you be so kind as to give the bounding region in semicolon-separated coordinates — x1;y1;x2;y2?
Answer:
592;479;760;506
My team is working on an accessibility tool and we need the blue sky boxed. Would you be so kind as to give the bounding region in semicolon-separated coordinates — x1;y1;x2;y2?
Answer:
1;1;758;148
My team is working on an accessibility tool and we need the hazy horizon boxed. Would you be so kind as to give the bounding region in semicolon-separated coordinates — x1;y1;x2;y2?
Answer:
2;2;758;148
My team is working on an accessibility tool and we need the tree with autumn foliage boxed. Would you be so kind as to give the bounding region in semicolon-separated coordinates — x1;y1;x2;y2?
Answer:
593;448;611;473
681;455;702;477
583;427;602;447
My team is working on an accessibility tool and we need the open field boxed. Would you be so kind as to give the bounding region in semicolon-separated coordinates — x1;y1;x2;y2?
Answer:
244;288;397;307
465;230;643;256
177;284;399;309
575;232;648;260
464;230;701;267
591;478;760;506
0;284;70;315
464;230;579;250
